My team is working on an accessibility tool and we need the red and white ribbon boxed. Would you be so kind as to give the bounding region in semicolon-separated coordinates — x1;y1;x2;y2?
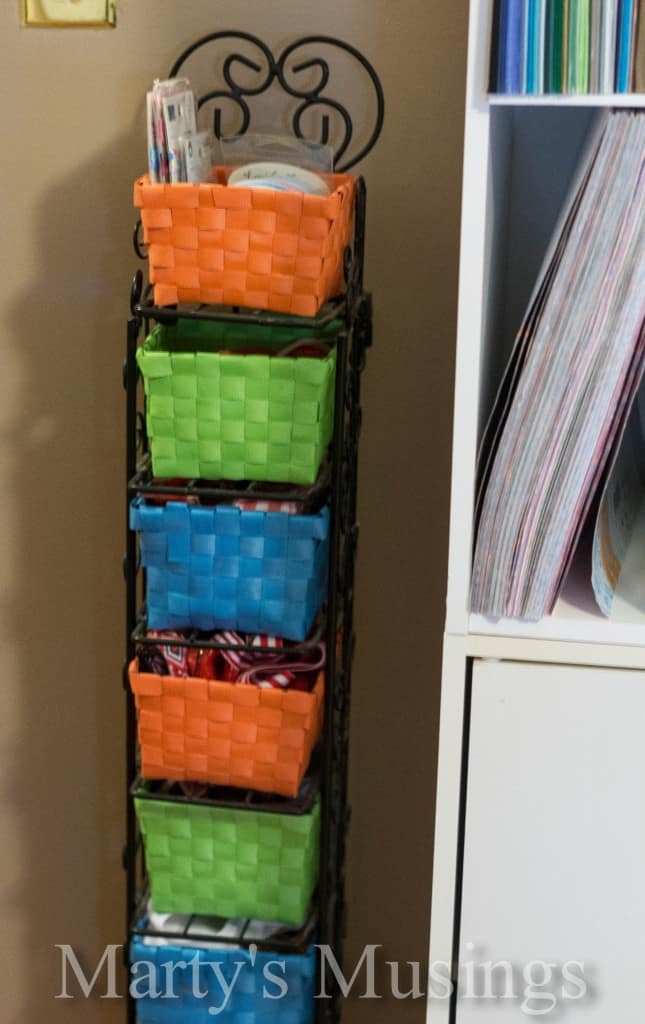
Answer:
232;499;303;514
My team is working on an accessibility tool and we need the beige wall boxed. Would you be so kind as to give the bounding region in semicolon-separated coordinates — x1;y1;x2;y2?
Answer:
0;1;466;1020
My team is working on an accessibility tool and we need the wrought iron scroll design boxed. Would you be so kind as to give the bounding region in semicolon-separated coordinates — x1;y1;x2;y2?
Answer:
170;31;384;172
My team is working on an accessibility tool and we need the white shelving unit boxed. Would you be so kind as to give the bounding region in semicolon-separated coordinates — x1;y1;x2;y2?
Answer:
490;92;645;106
427;3;645;1022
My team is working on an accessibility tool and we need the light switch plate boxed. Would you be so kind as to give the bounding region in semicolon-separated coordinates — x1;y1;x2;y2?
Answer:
22;0;116;26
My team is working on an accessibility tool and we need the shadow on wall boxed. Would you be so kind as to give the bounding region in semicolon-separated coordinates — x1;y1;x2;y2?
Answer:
340;26;466;1024
5;124;140;1022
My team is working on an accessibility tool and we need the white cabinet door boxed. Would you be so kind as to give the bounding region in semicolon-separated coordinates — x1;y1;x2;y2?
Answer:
456;659;645;1022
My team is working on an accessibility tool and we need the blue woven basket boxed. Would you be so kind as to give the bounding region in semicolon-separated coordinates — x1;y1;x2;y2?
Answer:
130;499;329;641
130;938;315;1023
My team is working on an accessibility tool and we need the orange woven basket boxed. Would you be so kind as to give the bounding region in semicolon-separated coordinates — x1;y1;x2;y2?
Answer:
129;659;324;798
134;170;356;316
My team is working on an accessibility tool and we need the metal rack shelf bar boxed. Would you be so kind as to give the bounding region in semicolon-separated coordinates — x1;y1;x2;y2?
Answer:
130;889;317;954
134;284;346;329
128;455;331;504
130;612;327;653
131;775;319;816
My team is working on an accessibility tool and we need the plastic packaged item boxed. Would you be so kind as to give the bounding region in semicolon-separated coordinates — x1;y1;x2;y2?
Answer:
151;92;169;183
180;128;213;183
146;92;160;183
153;77;191;96
228;161;331;195
147;77;194;183
220;132;334;174
162;90;196;183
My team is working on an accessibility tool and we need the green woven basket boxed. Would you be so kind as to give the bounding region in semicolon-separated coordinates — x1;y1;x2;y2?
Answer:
137;319;339;483
135;786;320;925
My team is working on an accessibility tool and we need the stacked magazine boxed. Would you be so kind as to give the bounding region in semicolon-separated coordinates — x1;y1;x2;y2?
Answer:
471;111;645;620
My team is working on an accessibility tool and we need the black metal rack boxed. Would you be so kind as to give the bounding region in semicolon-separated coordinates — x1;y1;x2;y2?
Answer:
123;31;381;1024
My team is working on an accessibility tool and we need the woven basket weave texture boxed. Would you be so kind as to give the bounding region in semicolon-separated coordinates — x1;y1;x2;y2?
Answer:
130;499;329;641
134;170;355;316
130;660;324;798
138;320;337;483
130;938;316;1022
135;793;320;924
